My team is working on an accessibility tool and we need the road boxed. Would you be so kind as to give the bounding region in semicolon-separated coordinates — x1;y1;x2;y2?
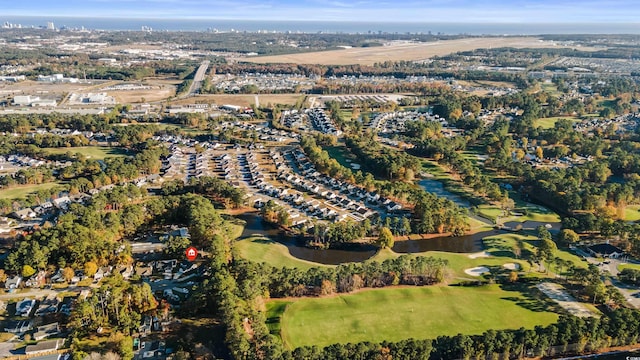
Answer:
581;254;640;309
0;286;89;300
180;60;210;98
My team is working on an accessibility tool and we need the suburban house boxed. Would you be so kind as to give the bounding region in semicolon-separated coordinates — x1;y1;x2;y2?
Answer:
25;339;63;355
12;208;36;221
33;322;61;341
5;275;22;289
587;243;625;258
16;298;36;317
5;320;33;334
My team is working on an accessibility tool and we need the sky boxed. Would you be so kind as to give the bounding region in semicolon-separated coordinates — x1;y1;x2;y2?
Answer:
4;0;639;23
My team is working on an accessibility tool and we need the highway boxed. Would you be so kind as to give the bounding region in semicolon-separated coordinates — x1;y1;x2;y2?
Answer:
185;60;210;97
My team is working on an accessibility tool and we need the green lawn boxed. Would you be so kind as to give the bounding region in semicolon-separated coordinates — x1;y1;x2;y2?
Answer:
235;236;332;270
618;263;640;272
235;229;586;278
0;182;63;200
477;192;561;224
483;233;587;271
266;300;291;336
534;117;578;130
541;83;560;96
623;205;640;222
43;146;129;159
323;145;358;169
275;285;559;349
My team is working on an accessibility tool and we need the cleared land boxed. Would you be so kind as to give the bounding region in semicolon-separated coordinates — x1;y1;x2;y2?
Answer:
105;84;176;103
275;285;559;348
0;182;62;200
169;94;303;107
247;38;596;65
43;146;129;160
534;117;579;130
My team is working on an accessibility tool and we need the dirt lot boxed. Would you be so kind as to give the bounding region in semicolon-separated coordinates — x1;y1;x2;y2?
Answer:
0;80;99;100
169;94;303;107
105;85;176;103
246;37;600;65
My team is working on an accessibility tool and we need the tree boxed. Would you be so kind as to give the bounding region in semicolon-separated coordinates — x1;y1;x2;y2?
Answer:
377;227;394;249
537;238;557;273
118;336;134;360
164;236;191;257
0;270;6;284
63;267;75;282
537;225;552;241
22;265;36;278
84;262;99;277
558;229;580;246
509;271;519;283
536;146;544;159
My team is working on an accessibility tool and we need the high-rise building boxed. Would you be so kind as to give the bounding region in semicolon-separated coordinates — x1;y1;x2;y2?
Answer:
47;22;55;30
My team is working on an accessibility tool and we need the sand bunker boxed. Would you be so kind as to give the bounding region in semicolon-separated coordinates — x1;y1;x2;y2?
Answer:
502;263;521;270
464;266;490;276
468;251;490;259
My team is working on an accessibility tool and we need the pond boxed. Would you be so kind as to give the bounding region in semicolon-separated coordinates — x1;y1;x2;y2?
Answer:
236;213;491;265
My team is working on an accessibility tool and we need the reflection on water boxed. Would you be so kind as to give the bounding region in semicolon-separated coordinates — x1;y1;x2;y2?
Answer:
567;349;640;360
392;229;502;254
236;213;493;265
237;212;377;264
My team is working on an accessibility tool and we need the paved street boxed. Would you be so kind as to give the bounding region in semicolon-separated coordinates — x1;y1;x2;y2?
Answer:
579;251;640;309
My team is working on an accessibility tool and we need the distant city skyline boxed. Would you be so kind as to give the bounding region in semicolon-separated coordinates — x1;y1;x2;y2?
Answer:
4;0;639;23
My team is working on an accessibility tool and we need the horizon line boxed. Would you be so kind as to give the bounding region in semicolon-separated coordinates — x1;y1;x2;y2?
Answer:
3;15;639;25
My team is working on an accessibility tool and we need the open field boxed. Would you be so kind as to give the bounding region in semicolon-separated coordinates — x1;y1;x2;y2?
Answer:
323;145;358;169
623;205;640;222
42;146;129;160
618;263;640;272
105;85;176;103
235;236;332;270
0;80;100;98
456;80;518;89
247;37;598;66
0;182;63;200
169;94;303;107
476;193;561;224
274;284;559;348
534;117;579;130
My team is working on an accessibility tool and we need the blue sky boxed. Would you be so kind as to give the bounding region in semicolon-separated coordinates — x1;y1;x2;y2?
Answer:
4;0;639;22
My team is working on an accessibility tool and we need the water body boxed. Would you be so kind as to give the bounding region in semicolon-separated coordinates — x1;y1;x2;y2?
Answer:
237;212;378;264
236;212;483;264
559;349;640;360
418;178;471;208
392;230;499;254
5;17;640;34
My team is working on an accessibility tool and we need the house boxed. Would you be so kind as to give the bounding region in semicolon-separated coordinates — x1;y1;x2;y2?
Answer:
94;266;111;281
135;265;153;277
53;196;71;210
16;298;36;317
12;208;36;220
33;322;60;341
5;275;22;289
25;339;63;355
587;243;625;258
5;320;32;334
30;354;62;360
26;271;47;288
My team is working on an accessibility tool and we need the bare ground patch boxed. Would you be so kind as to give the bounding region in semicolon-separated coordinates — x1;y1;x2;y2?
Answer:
246;37;601;65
